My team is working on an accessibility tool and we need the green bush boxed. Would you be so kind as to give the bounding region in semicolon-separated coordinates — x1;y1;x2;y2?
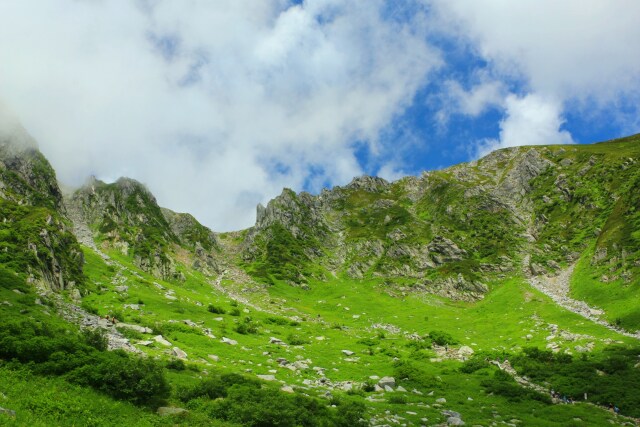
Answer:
428;330;458;346
480;369;550;403
266;316;290;326
287;333;310;346
460;356;490;374
511;345;640;417
388;394;407;404
0;318;169;407
392;360;436;389
166;359;186;371
208;304;226;314
234;317;259;335
82;328;108;351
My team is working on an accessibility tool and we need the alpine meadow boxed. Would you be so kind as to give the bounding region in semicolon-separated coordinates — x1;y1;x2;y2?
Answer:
1;127;639;426
1;2;640;426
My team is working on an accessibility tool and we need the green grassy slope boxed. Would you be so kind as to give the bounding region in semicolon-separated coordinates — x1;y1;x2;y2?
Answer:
65;245;638;425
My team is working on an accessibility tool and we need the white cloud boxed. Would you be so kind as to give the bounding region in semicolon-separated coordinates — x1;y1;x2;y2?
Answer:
0;0;440;230
432;0;640;99
436;78;505;126
475;93;574;157
431;0;640;153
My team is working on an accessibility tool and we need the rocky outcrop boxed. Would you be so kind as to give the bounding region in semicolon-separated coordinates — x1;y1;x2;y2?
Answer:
65;177;182;280
0;120;84;291
161;208;219;251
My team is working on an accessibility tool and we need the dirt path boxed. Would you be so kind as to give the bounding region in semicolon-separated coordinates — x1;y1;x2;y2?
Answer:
523;256;640;340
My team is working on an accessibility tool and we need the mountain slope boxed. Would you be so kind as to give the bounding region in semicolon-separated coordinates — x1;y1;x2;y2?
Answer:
240;135;640;313
65;177;222;280
0;125;84;291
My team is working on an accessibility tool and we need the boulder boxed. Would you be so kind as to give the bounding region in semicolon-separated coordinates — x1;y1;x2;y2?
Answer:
341;350;355;356
257;374;277;381
221;337;238;345
172;347;188;360
378;376;396;388
447;416;465;425
153;335;172;346
458;346;474;357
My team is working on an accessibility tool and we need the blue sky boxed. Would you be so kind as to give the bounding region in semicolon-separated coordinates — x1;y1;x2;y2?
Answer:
0;0;638;230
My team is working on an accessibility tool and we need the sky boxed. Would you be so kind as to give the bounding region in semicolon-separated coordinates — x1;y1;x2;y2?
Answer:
0;0;639;231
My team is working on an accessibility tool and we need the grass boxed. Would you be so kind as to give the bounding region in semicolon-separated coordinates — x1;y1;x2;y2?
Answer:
2;135;639;425
66;245;638;425
571;244;640;331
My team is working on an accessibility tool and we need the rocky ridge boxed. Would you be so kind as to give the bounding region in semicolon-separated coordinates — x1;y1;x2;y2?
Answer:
240;139;640;304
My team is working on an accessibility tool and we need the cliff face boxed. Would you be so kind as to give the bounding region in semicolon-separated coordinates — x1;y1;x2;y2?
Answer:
241;135;640;301
65;177;221;280
0;125;83;291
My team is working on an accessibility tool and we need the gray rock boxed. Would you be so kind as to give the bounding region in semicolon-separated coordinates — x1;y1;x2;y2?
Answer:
153;335;172;346
458;346;474;357
172;347;188;360
447;416;465;425
257;374;277;381
208;354;220;362
221;337;238;345
116;323;152;334
341;350;355;356
378;376;396;388
114;285;129;293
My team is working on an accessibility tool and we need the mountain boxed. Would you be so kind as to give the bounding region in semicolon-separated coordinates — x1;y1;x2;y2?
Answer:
65;176;221;280
1;130;639;426
241;136;640;314
0;124;83;292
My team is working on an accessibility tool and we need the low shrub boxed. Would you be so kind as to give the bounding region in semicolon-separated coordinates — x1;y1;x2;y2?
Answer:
428;330;458;346
0;318;169;407
287;333;310;346
208;304;226;315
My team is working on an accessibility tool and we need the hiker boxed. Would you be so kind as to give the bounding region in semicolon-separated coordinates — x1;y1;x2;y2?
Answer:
609;403;614;413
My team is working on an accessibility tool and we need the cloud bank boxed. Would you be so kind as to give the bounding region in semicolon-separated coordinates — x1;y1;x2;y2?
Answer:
432;0;640;151
0;1;638;230
0;0;438;230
